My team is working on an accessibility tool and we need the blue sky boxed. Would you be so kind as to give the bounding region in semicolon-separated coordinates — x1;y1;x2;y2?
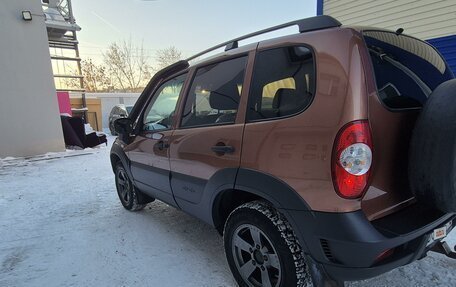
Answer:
71;0;317;63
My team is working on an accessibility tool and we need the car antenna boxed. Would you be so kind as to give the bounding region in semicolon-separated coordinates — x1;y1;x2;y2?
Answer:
395;28;404;35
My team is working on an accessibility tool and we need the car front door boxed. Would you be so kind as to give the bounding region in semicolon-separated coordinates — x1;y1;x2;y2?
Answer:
169;55;253;222
125;73;187;207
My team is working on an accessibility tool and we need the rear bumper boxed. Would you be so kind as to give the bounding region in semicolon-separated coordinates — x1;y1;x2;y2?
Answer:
285;204;455;282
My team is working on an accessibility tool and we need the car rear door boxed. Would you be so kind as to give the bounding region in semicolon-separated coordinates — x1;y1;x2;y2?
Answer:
125;73;187;207
168;54;253;222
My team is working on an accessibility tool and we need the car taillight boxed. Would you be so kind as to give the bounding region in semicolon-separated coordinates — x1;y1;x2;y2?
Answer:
331;120;373;199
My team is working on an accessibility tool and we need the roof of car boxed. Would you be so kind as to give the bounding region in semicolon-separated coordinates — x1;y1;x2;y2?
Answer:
186;15;341;65
188;42;258;68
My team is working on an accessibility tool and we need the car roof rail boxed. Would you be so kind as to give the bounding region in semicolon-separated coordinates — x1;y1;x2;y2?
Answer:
186;15;341;62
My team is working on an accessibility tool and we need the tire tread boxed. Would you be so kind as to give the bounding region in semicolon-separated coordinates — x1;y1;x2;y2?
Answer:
224;200;312;287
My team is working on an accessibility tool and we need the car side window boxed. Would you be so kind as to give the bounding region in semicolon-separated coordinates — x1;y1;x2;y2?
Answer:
180;56;247;128
142;73;187;131
247;46;315;121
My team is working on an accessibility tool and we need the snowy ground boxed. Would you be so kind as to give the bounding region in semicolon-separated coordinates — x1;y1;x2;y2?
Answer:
0;136;455;287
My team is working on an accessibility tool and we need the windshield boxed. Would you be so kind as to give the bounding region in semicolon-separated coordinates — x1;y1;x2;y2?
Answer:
363;30;453;109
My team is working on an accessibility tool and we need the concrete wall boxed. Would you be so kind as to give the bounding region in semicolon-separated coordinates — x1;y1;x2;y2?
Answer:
0;0;65;157
71;93;140;132
321;0;456;39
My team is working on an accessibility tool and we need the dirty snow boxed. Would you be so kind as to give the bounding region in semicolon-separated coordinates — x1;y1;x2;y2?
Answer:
0;136;455;286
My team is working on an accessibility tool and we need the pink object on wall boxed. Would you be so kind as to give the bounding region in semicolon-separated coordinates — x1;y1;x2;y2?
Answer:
57;92;72;115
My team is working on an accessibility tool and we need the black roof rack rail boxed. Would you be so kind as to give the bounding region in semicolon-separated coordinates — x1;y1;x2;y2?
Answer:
186;15;341;62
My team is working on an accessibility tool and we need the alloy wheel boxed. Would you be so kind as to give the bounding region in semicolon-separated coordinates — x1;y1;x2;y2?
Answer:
231;224;281;287
116;168;131;204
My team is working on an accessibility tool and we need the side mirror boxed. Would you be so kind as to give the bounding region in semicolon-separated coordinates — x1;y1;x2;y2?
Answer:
114;118;133;136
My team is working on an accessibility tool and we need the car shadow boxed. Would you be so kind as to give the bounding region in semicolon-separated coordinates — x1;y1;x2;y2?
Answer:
125;200;236;285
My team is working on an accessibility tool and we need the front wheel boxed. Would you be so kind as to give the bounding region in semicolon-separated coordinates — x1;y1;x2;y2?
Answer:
114;163;146;211
223;201;312;287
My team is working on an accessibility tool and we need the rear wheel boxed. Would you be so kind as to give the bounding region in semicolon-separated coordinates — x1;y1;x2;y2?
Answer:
115;163;146;211
223;201;312;287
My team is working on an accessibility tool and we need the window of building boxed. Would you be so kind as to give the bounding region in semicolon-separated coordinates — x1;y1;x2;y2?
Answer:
247;46;315;121
142;73;187;131
181;56;247;128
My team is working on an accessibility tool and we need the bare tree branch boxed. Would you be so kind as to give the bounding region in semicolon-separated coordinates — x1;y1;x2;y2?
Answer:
155;46;182;71
103;39;151;91
80;59;110;92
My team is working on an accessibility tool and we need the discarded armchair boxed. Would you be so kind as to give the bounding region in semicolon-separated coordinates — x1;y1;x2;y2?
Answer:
60;115;107;148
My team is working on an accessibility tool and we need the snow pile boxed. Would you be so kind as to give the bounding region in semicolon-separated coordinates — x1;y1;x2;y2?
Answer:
0;145;107;168
0;137;454;286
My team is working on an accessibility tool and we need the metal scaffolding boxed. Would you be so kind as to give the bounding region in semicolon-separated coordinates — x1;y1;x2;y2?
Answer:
42;0;87;121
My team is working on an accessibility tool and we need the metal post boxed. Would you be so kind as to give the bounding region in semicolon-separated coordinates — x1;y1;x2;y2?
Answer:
72;29;88;123
66;0;75;24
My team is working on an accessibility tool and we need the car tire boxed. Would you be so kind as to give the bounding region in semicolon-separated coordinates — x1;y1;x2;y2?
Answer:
115;162;146;211
223;201;313;287
409;79;456;213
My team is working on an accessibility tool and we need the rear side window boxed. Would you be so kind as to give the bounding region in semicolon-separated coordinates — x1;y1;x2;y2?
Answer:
363;30;453;109
181;56;247;128
247;46;315;121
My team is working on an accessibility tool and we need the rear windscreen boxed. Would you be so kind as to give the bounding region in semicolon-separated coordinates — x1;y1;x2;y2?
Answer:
363;30;454;109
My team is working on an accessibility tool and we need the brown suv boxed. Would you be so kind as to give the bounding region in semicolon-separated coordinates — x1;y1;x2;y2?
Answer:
110;16;456;286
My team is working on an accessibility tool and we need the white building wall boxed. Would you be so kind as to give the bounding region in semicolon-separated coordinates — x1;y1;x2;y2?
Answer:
88;93;139;131
323;0;456;39
71;93;140;131
0;0;65;157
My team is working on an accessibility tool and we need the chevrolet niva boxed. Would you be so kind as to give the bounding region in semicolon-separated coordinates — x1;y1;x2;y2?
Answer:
110;16;456;286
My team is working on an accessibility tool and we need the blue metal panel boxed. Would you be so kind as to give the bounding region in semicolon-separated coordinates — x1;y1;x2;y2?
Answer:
427;35;456;75
317;0;323;15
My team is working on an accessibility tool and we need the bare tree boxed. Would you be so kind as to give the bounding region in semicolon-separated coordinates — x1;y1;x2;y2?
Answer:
60;59;111;92
103;39;152;91
155;46;182;71
81;59;111;92
60;69;80;91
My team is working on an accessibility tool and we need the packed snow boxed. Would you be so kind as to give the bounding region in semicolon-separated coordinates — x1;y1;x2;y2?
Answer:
0;136;455;286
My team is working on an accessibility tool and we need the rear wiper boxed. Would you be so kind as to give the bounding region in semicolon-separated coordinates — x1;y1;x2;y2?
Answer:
369;48;432;97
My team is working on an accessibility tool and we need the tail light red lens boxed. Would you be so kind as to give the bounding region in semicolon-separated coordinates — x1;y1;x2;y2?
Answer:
332;120;373;199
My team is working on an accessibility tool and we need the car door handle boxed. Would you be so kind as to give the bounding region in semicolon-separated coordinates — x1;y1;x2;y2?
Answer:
156;140;170;150
211;145;235;155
